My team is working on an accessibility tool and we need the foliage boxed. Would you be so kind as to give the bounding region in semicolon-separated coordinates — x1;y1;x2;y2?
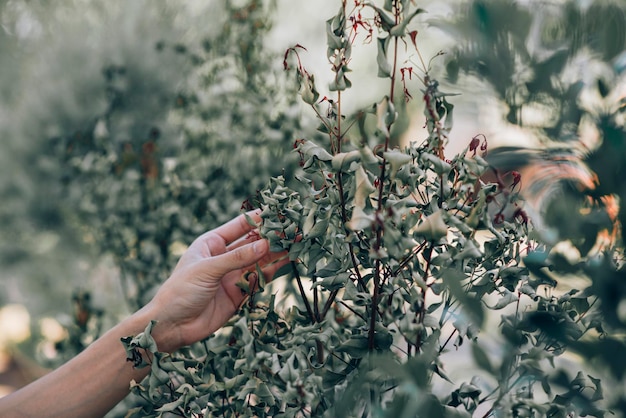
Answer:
42;0;301;312
0;0;193;315
440;0;626;246
120;1;619;417
441;0;626;412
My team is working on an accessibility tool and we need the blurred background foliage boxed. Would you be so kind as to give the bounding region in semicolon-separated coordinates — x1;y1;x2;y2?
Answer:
0;0;303;317
1;0;626;415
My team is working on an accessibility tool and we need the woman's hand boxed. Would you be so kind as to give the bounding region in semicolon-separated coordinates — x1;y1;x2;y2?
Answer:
0;211;286;418
144;210;287;352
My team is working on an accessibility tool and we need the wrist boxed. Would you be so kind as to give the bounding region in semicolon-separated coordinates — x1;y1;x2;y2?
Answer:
131;302;182;353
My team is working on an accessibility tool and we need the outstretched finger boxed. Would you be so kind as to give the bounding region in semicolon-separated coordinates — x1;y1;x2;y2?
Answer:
207;239;269;279
222;256;291;308
226;229;261;253
212;210;262;246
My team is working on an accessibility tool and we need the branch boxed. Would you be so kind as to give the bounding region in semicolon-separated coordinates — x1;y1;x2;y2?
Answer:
291;261;316;323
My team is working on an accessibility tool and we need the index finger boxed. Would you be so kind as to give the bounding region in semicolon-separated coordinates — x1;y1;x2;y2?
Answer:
212;210;262;245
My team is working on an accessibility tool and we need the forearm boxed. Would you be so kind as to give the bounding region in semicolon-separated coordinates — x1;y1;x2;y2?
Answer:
0;213;278;418
0;307;160;418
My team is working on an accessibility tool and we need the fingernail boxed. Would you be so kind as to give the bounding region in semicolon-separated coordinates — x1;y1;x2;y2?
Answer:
253;240;267;254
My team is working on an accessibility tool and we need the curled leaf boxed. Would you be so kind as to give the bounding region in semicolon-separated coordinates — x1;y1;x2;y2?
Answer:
421;152;452;175
359;144;380;166
390;8;426;37
383;149;412;180
488;288;518;310
376;96;396;136
353;165;375;207
376;37;392;78
348;166;376;230
302;202;317;236
453;239;482;260
300;73;319;105
332;150;361;172
414;210;447;241
297;139;333;162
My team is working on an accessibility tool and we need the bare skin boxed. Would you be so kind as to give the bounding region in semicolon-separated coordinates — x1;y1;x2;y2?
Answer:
0;211;287;418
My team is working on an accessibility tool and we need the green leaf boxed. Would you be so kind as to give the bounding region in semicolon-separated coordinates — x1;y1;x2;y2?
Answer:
376;37;392;78
155;398;183;413
374;328;394;350
368;5;396;32
326;15;344;51
458;381;481;398
453;239;482;261
471;343;493;373
297;139;333;162
489;288;518;310
376;96;395;136
383;149;412;180
337;335;369;358
390;8;426;37
420;152;452;175
332;150;361;172
588;374;604;402
300;73;319;105
319;272;350;291
441;97;454;132
329;68;352;91
348;166;376;230
413;210;448;241
569;297;590;315
441;268;484;326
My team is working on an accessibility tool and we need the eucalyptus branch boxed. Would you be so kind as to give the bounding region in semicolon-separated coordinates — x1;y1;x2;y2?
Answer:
321;288;340;319
336;90;342;154
478;373;526;417
337;171;366;289
291;261;316;323
313;275;321;322
339;299;368;322
368;258;382;350
393;240;428;276
388;36;399;109
368;0;402;352
415;244;434;353
438;328;458;355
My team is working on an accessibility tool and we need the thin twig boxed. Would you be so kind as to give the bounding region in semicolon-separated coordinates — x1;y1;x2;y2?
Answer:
292;261;316;323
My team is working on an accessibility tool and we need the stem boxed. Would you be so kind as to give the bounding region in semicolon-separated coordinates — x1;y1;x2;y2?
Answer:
423;79;446;160
291;261;316;323
315;338;324;364
320;0;367;319
368;259;381;350
479;374;526;417
575;296;598;323
415;244;433;352
337;89;342;154
337;172;366;289
321;289;339;319
388;36;399;108
339;300;368;322
368;4;402;351
393;240;428;276
313;275;320;322
438;328;458;355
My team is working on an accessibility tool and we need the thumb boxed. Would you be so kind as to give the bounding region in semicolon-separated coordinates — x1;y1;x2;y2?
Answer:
208;239;269;277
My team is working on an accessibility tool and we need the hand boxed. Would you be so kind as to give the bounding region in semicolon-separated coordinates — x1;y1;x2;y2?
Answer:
144;211;287;352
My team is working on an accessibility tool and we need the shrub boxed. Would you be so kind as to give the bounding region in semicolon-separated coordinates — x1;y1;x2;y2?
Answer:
49;0;302;311
122;1;619;416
